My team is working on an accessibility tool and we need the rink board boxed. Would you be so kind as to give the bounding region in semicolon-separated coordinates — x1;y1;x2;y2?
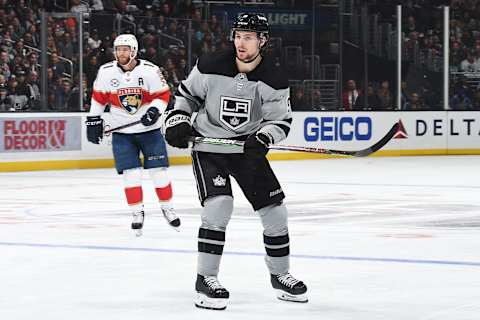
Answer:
0;111;479;171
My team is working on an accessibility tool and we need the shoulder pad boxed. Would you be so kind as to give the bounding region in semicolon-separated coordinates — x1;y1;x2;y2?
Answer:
141;60;156;68
249;56;289;90
100;61;115;70
197;49;236;77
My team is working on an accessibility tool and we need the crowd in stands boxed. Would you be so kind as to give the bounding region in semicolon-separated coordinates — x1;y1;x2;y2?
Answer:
359;0;480;110
1;0;480;112
0;0;232;112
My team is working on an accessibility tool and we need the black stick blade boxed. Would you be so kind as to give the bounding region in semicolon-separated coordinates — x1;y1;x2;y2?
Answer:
353;122;399;157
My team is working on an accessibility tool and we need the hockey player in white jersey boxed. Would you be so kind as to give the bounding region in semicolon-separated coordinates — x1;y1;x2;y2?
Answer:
165;14;307;309
85;34;180;235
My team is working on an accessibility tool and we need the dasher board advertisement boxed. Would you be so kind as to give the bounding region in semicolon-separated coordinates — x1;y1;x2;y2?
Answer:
0;117;82;153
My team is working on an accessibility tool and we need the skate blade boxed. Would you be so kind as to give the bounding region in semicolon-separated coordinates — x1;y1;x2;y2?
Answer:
275;289;308;303
131;224;143;237
195;292;228;310
165;218;181;232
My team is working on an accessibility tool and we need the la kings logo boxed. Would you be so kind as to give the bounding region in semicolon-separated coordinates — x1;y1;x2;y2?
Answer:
212;174;226;187
220;96;251;130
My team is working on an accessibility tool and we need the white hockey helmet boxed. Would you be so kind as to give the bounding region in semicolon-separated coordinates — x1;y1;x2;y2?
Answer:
113;34;138;64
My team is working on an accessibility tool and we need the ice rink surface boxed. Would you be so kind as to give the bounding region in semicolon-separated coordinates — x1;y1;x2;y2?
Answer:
1;155;479;320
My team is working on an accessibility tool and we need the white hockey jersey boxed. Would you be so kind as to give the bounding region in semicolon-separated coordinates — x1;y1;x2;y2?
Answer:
89;59;170;134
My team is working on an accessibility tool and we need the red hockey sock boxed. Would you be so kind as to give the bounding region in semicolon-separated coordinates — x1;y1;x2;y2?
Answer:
155;183;172;201
125;186;143;205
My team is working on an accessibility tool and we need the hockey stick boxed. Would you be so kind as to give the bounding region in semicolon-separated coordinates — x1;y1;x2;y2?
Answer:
103;120;142;135
102;111;170;135
192;122;399;157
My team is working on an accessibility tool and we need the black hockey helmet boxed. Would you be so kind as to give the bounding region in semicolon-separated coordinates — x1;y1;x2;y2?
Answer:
230;13;269;42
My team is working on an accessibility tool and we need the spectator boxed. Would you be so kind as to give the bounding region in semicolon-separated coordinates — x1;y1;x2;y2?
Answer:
460;50;480;72
365;84;381;110
195;21;209;43
0;50;12;79
47;67;58;89
51;53;66;78
6;77;28;111
160;3;173;18
404;15;418;34
405;92;424;110
164;57;180;86
22;32;36;48
90;0;104;11
0;84;13;111
421;83;439;109
14;69;30;97
199;32;215;55
54;78;80;111
191;8;202;30
139;9;156;33
81;76;91;111
450;78;473;110
12;39;26;59
26;71;41;110
176;57;188;80
70;0;89;14
87;29;102;50
26;52;40;74
377;80;393;109
11;17;25;41
301;58;314;79
471;89;480;109
291;87;307;110
58;32;75;60
47;35;58;52
85;55;100;88
155;14;167;34
166;20;186;46
311;89;325;110
145;47;159;65
115;0;129;15
26;25;39;47
177;0;196;18
342;79;361;110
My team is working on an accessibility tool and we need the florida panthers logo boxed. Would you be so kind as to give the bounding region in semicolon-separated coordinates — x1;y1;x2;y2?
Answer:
118;87;143;114
220;96;251;130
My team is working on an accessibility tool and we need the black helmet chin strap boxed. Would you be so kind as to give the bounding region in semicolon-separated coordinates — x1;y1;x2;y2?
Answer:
236;51;261;64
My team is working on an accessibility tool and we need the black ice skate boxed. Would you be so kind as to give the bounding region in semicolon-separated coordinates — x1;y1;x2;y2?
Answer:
271;273;308;303
131;211;144;237
195;274;229;310
161;205;181;230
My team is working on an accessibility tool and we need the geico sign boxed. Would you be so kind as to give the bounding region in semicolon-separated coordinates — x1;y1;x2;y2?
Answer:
304;116;372;141
416;118;479;136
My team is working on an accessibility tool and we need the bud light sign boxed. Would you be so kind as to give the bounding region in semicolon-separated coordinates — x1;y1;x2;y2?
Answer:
304;116;372;141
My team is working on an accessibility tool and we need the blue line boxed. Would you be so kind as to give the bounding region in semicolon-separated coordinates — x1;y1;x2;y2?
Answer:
1;241;479;267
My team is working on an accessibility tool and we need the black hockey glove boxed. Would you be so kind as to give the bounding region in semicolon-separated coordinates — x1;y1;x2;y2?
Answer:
141;107;161;126
85;116;103;144
244;132;271;159
165;110;192;149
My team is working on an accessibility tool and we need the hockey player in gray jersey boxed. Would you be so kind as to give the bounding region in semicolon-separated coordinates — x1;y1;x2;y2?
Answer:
165;13;308;310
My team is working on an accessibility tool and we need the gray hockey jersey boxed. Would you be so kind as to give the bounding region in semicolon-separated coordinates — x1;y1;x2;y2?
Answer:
174;49;292;153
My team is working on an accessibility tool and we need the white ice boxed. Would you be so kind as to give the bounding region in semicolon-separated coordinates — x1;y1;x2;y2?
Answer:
1;156;479;320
